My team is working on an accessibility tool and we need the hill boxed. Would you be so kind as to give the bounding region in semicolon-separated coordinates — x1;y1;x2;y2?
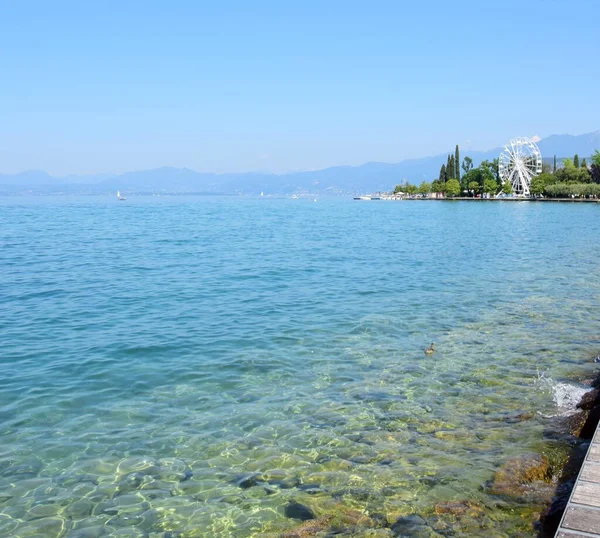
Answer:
1;131;598;195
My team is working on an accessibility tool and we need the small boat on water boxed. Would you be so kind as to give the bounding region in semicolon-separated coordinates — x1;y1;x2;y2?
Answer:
117;190;126;201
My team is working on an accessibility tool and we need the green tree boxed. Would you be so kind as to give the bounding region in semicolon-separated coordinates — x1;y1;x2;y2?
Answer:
492;158;500;184
395;183;418;194
447;155;455;180
462;156;473;175
556;159;580;183
591;150;600;184
574;154;580;168
530;174;550;196
483;178;498;195
463;167;481;196
431;179;445;193
468;180;480;194
545;183;600;198
439;164;447;183
578;166;592;183
582;158;587;169
553;155;557;173
480;160;499;189
418;181;431;195
445;179;461;197
455;145;460;181
502;181;513;195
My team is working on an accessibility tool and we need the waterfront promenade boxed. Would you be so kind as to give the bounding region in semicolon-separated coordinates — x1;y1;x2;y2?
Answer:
556;424;600;537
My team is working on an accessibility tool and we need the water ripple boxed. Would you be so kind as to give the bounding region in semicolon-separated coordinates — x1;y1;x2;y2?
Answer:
0;196;599;536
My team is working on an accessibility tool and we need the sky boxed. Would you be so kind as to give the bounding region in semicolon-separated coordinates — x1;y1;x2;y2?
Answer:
1;0;599;176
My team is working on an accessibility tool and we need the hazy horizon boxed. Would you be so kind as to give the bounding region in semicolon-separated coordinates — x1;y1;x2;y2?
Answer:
1;1;599;176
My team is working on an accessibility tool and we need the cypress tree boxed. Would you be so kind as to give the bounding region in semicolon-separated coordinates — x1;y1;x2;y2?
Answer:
439;164;447;183
553;155;556;173
582;158;587;169
574;154;580;168
455;145;460;181
447;155;454;180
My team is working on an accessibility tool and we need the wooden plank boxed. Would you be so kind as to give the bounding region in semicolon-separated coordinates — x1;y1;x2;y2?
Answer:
556;423;600;537
588;444;600;463
581;464;600;484
562;505;600;534
572;481;600;508
555;530;596;538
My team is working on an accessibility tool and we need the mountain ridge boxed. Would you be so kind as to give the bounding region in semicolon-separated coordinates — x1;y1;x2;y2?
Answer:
1;131;598;195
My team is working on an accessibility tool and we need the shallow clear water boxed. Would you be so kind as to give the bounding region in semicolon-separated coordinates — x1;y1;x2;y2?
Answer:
1;196;599;537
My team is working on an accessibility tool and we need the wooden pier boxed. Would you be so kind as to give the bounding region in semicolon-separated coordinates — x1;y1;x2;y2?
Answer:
556;426;600;537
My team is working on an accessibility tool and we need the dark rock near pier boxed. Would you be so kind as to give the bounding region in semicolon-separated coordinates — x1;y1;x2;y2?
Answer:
577;387;600;410
579;405;600;439
284;500;316;521
538;365;600;537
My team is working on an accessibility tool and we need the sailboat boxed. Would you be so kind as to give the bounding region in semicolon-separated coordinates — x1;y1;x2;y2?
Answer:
117;190;126;201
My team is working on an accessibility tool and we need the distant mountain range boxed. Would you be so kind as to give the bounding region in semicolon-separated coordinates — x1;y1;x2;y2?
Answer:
1;131;599;195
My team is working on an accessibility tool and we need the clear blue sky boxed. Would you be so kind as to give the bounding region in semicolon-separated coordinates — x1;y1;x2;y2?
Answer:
1;0;599;176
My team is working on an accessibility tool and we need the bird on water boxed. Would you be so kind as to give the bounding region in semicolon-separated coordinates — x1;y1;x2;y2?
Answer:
424;343;435;356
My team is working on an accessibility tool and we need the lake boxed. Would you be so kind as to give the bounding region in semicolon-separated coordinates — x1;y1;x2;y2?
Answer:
1;196;599;537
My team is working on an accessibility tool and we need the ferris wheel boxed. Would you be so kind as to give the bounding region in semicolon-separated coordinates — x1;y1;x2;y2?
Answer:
498;137;542;196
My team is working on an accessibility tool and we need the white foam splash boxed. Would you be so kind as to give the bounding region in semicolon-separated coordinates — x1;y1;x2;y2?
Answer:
537;370;590;417
551;382;590;416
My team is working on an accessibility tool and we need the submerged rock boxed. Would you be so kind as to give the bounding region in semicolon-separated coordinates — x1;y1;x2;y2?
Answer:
68;528;106;538
488;453;553;501
297;484;322;495
234;473;260;489
285;500;316;521
433;500;484;517
281;506;378;537
281;516;332;537
64;499;94;518
390;514;434;537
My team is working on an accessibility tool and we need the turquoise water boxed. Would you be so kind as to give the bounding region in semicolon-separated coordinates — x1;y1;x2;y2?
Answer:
1;196;600;538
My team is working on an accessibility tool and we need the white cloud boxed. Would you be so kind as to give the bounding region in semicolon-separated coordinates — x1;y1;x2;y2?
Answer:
531;135;541;142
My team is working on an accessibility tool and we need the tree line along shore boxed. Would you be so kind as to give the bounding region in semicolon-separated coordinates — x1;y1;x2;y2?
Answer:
394;147;600;199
